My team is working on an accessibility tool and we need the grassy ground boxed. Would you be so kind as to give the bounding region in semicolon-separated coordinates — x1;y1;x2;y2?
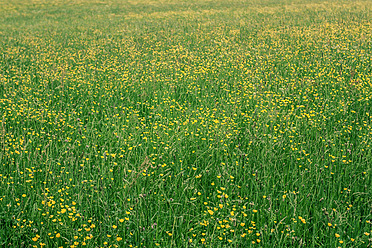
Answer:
0;0;371;247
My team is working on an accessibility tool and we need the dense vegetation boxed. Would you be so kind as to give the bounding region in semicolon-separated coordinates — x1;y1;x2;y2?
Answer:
0;0;371;247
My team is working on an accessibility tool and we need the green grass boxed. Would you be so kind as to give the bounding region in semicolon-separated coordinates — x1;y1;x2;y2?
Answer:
0;0;371;247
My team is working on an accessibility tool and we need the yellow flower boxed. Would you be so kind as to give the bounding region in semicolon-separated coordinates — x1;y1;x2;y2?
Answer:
208;210;214;215
116;237;122;241
335;233;340;238
56;233;61;238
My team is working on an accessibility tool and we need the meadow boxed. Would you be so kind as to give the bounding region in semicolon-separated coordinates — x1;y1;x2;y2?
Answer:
0;0;371;247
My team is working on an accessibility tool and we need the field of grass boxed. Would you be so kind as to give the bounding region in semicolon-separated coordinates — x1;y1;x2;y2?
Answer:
0;0;371;247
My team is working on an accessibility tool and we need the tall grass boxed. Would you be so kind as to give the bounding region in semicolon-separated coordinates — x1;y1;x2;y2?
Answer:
0;0;371;247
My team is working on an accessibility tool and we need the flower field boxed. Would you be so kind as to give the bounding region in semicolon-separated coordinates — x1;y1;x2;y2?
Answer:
0;0;371;247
